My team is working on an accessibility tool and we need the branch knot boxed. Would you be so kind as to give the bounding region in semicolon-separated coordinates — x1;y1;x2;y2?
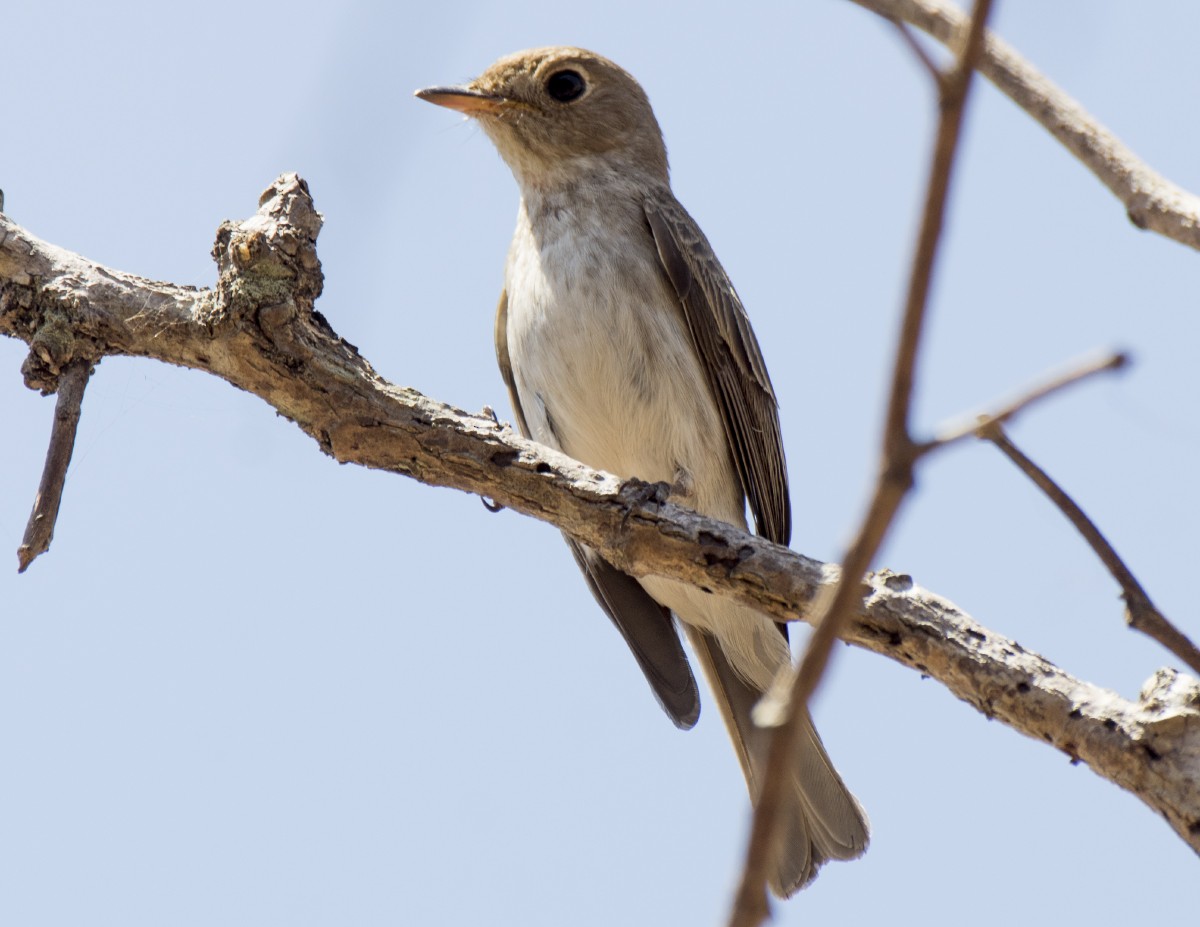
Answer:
209;173;324;331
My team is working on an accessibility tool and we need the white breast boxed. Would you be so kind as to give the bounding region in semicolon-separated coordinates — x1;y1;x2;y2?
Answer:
503;195;742;525
503;192;786;690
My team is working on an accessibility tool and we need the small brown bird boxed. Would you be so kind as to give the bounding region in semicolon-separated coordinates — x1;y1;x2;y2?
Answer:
417;47;868;895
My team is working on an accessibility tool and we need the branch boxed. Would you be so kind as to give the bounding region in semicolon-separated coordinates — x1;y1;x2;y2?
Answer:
2;174;1196;879
852;570;1200;846
925;349;1128;450
850;0;1200;251
729;2;995;923
981;424;1200;677
889;19;944;88
17;359;91;571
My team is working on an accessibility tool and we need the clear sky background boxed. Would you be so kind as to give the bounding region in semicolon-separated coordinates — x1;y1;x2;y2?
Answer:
2;2;1197;924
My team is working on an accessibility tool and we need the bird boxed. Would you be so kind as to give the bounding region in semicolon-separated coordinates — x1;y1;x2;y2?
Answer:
416;46;868;895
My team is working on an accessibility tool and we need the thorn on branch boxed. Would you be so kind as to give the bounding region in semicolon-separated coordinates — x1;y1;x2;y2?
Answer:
17;359;93;572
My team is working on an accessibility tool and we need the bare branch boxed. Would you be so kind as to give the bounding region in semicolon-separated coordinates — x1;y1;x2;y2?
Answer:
17;360;92;571
1;173;1196;898
981;424;1200;677
890;19;945;88
729;2;995;923
881;0;994;457
852;570;1200;846
850;0;1200;251
925;349;1128;451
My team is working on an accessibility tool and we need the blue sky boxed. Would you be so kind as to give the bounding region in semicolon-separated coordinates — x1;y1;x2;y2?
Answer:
2;2;1197;924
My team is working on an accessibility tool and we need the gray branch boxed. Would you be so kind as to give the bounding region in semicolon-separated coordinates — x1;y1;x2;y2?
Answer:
2;173;1197;852
850;0;1200;251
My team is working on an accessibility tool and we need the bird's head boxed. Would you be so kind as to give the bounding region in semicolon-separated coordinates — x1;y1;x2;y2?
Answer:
416;46;669;190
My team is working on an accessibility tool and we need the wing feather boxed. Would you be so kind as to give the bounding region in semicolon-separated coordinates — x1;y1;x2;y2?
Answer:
643;192;791;548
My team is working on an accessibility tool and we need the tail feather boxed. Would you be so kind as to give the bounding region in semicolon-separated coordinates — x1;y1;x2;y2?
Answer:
685;627;869;896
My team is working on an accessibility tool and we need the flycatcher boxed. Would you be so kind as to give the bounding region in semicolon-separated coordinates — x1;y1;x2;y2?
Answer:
417;46;868;895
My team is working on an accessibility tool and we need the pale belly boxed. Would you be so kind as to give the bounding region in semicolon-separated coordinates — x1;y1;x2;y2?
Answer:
503;204;790;688
505;232;743;527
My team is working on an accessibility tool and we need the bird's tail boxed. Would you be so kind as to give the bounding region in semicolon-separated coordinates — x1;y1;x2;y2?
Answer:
685;627;869;897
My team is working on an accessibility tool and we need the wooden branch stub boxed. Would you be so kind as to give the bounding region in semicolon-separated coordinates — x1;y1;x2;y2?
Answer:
210;174;325;329
21;311;79;393
17;359;92;572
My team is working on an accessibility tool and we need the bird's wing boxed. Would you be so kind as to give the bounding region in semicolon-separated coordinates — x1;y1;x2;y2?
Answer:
643;192;791;548
565;541;700;729
494;289;533;436
495;289;700;729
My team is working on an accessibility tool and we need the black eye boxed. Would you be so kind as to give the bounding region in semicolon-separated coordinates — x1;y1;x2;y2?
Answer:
546;69;586;103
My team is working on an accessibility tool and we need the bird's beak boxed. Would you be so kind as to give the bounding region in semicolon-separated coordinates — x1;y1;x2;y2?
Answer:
414;85;507;116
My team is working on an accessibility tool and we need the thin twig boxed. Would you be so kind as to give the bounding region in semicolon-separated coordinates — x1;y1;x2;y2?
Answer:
726;2;996;924
17;361;92;572
849;0;1200;252
924;350;1128;452
980;423;1200;676
890;18;945;87
882;4;993;453
752;349;1131;722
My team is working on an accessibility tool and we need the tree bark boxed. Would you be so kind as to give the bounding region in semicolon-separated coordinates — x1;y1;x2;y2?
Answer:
2;173;1197;853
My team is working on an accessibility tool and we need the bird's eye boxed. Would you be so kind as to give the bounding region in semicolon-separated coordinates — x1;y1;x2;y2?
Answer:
545;70;586;103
